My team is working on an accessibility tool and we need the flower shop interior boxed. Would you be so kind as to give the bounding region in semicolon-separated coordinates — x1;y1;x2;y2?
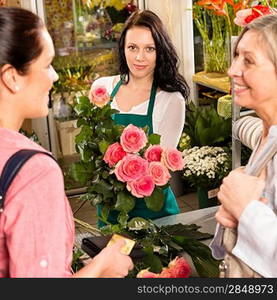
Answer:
1;0;271;278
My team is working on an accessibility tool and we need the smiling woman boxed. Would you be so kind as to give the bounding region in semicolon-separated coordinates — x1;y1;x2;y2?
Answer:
228;30;277;110
210;14;277;278
89;9;190;226
0;6;133;278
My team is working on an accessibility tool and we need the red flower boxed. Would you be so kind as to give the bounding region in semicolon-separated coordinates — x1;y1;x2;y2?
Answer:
244;5;271;24
168;257;191;278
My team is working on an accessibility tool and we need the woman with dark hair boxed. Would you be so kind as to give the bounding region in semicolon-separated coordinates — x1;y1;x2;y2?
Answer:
89;9;190;226
0;7;133;278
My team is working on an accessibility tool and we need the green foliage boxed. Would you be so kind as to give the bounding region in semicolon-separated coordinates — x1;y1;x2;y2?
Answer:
71;246;84;273
184;101;231;147
69;96;166;227
52;62;93;95
101;219;220;278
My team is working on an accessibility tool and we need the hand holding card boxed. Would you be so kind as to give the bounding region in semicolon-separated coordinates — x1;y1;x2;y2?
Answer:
107;234;135;255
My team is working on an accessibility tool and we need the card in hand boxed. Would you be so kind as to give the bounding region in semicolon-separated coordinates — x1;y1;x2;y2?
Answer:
107;234;135;255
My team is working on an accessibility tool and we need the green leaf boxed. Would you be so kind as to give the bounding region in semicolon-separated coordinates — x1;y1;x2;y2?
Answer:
163;223;214;240
142;254;163;273
172;235;220;278
74;98;92;117
76;118;87;127
102;170;110;179
101;205;110;222
112;179;125;192
89;179;114;200
144;187;165;212
99;140;110;155
117;212;129;227
75;125;93;144
148;133;161;145
184;102;231;147
115;192;136;213
79;193;94;202
69;162;89;184
79;147;93;163
75;95;90;106
127;217;150;230
91;194;103;206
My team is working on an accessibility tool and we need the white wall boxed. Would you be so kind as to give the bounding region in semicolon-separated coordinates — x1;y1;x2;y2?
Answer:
143;0;196;102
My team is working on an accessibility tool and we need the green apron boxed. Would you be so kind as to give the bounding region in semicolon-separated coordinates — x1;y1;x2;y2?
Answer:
97;79;180;227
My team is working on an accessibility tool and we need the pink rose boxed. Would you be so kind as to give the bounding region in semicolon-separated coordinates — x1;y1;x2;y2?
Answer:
144;145;163;162
136;257;191;278
161;148;184;171
114;154;148;182
127;175;155;198
103;142;126;167
89;85;110;107
120;124;147;153
149;162;171;186
159;267;174;278
168;257;191;278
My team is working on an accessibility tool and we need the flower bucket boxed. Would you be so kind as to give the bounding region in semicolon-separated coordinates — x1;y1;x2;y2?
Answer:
56;119;81;156
169;170;187;198
197;186;219;209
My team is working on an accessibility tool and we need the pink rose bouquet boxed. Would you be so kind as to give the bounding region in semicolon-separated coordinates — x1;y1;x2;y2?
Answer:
72;85;220;280
71;93;184;226
102;124;184;220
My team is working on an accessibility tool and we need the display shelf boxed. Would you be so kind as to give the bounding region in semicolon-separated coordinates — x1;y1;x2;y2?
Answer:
193;71;231;94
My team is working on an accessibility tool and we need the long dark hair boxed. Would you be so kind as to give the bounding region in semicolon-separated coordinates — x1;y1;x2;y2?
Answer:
118;9;190;101
0;7;44;75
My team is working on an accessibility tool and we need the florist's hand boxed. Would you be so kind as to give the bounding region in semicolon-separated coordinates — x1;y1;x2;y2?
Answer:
91;239;134;278
217;167;266;221
215;205;238;228
73;239;133;278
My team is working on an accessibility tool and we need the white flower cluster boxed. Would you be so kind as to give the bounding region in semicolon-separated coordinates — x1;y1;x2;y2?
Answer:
182;146;230;180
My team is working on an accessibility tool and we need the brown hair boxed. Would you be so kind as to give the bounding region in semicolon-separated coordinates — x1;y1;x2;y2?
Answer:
118;9;190;101
0;7;44;75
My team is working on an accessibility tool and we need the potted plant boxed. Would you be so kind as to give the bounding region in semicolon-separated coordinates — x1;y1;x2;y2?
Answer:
51;60;93;157
183;101;232;148
182;145;232;208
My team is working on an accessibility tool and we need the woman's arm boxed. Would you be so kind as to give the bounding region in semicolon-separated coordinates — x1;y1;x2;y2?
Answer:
218;166;277;277
73;239;133;278
233;200;277;277
3;155;74;277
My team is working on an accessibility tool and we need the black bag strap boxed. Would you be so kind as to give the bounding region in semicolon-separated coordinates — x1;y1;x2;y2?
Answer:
0;149;56;211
